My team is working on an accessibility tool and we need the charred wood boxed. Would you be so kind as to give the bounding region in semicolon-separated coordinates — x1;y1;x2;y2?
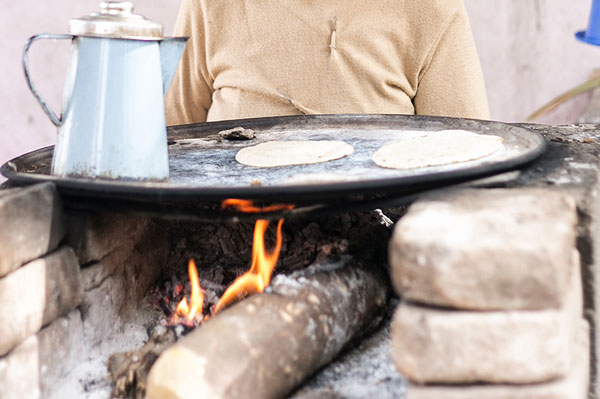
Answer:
159;209;400;281
108;325;184;399
146;256;389;399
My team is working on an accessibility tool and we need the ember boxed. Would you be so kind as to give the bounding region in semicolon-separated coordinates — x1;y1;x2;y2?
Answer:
161;199;292;325
151;264;217;328
170;259;204;326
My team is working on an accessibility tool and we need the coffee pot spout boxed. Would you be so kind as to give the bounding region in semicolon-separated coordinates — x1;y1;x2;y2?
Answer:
160;37;189;94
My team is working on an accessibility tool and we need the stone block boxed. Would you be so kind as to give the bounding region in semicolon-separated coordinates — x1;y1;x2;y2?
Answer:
405;319;590;399
0;336;40;399
42;247;84;325
37;310;84;398
81;272;127;347
389;188;577;310
0;311;85;399
0;246;83;356
65;211;151;265
390;250;581;384
80;222;169;346
0;182;65;277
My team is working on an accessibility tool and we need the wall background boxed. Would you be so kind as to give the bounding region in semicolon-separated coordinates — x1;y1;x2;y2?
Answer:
467;1;600;124
1;0;600;174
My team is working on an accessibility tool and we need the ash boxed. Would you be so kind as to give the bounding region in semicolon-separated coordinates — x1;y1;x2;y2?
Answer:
47;299;163;399
289;301;407;399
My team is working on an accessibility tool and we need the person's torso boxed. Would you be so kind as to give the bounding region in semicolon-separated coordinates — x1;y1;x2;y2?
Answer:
197;0;457;120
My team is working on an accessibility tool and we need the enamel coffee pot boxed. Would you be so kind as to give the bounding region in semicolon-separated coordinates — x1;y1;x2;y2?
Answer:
23;1;188;181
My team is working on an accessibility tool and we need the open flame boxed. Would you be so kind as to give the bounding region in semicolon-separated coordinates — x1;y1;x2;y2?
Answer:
170;259;204;326
213;218;284;314
222;198;294;213
167;200;292;326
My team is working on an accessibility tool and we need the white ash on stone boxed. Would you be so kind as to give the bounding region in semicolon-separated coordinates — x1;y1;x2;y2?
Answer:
46;301;163;399
289;315;407;399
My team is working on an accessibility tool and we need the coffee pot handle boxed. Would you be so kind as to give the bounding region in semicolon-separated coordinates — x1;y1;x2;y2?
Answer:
23;33;74;127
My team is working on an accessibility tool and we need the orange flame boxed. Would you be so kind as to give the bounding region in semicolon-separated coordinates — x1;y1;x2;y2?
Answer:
165;200;291;324
172;259;204;326
213;218;284;314
222;199;294;213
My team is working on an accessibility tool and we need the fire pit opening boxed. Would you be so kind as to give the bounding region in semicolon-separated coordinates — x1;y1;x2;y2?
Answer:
1;184;402;399
2;122;596;399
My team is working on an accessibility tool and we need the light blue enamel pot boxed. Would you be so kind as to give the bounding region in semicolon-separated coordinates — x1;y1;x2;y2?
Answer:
23;1;188;181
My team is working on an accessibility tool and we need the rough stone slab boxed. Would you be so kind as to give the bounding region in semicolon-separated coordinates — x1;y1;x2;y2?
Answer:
0;336;40;399
38;310;84;398
65;211;151;265
405;318;590;399
42;247;84;325
504;124;600;397
81;270;126;347
80;222;169;347
391;250;581;384
390;188;577;310
0;246;83;356
0;182;65;277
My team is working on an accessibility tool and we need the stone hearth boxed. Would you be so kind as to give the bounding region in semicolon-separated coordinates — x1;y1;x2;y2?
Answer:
0;123;599;399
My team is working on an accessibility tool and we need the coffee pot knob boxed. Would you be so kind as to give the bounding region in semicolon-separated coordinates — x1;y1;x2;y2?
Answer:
100;1;135;16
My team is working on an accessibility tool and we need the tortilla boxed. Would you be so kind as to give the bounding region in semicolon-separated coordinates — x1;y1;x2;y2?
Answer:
236;140;354;168
372;130;504;169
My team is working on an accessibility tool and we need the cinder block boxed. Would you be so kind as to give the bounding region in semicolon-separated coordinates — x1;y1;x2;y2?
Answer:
390;188;576;310
0;183;65;277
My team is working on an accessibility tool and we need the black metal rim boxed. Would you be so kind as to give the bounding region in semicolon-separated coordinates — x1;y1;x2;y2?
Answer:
1;114;547;207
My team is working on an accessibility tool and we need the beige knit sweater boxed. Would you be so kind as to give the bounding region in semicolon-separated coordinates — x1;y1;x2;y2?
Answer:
165;0;490;125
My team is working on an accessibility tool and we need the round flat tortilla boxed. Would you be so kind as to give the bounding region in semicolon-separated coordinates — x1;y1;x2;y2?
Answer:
373;130;504;170
236;140;354;168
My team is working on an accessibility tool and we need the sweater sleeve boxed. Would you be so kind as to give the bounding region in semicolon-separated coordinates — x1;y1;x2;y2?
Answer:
165;0;213;125
413;2;490;120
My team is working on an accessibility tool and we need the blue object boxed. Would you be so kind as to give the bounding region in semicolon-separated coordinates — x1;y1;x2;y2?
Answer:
576;0;600;46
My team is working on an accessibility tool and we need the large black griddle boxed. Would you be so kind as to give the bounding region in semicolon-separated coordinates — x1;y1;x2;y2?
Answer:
1;114;546;221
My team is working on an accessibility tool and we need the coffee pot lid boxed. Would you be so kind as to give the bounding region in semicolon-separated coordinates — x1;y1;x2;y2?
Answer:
69;1;163;40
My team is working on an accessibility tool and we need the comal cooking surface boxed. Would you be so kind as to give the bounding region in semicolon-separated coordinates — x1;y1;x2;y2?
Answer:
1;114;546;217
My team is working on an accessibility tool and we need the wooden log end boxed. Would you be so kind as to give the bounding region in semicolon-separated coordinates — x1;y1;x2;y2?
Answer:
146;257;389;399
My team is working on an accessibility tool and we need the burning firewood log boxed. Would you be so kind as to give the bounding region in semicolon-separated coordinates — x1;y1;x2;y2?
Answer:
108;325;182;399
145;256;389;399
